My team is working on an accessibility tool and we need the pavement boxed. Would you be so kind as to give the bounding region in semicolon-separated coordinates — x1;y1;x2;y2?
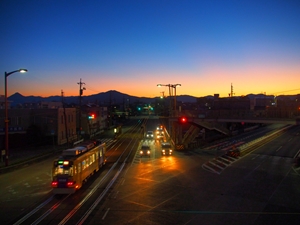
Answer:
0;145;64;174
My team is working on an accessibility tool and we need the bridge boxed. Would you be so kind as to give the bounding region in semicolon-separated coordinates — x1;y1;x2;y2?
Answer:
131;113;300;150
166;115;300;150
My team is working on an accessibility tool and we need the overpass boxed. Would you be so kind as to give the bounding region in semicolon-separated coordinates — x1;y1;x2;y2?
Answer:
168;115;300;150
130;115;300;150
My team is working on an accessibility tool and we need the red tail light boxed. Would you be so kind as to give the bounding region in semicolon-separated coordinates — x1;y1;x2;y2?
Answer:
67;181;74;187
51;181;58;187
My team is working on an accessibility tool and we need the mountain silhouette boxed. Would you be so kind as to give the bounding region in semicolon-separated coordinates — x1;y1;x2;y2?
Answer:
8;90;198;107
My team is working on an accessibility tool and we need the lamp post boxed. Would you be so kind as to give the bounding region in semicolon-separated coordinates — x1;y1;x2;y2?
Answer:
157;83;181;116
4;69;27;166
157;83;181;145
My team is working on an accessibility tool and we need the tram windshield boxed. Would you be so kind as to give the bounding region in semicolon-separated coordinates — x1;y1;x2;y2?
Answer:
53;165;73;176
53;159;74;176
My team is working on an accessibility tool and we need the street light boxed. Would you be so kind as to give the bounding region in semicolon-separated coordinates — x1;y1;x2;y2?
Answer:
4;68;27;166
157;83;181;145
157;83;181;116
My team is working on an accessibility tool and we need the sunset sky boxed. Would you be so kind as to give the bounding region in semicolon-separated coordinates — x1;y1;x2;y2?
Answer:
1;0;300;98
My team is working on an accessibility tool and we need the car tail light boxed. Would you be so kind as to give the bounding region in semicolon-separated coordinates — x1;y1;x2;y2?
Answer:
51;181;58;187
67;181;74;187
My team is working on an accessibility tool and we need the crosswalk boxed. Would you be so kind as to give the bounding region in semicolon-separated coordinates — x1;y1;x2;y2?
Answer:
98;138;115;147
202;154;240;174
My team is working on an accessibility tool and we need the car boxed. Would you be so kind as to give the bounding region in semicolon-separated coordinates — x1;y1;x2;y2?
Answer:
161;142;173;156
140;145;151;157
145;131;154;139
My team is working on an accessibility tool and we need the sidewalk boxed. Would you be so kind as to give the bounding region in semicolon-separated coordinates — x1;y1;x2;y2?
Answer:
0;128;117;174
0;145;64;174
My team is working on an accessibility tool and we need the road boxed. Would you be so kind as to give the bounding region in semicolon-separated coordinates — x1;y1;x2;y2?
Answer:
0;119;300;224
90;122;300;224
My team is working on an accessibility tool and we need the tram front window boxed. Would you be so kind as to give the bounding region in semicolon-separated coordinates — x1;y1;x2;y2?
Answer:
54;166;73;176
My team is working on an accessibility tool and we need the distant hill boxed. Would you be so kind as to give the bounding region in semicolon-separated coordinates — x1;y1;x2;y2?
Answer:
8;91;300;107
8;90;198;107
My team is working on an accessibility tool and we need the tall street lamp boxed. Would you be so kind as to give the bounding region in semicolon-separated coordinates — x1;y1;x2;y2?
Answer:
4;68;28;166
157;83;181;145
157;83;181;116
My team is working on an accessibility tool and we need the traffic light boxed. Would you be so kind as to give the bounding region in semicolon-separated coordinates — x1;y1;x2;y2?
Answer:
178;116;188;124
88;114;95;120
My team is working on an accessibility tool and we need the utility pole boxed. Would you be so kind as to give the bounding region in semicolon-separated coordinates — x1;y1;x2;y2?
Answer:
109;91;112;127
77;78;85;139
160;91;165;116
61;90;69;146
160;91;165;98
229;83;235;97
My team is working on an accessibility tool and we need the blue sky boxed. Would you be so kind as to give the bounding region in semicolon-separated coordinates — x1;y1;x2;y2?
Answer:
1;0;300;98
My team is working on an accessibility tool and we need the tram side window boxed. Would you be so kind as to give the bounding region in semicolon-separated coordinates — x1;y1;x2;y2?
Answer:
69;167;73;176
82;160;86;170
92;154;95;163
100;149;102;157
74;165;77;175
78;163;81;173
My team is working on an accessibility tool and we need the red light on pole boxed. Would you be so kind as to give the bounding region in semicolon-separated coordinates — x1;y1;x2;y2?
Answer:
178;116;187;123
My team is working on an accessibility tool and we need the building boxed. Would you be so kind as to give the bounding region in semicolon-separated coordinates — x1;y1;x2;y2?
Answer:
0;107;77;148
80;105;108;138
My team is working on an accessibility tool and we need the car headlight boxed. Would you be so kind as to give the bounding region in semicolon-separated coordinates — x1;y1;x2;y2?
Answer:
140;151;143;154
147;151;150;154
162;149;165;152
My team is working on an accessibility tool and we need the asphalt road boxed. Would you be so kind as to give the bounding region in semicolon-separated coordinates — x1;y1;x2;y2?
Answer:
1;120;300;225
90;124;300;225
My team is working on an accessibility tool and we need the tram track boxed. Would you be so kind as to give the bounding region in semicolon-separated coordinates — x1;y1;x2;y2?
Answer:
11;119;146;225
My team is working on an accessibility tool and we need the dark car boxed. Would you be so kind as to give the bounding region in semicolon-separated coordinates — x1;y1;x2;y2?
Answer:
161;142;173;156
140;145;151;157
145;131;154;139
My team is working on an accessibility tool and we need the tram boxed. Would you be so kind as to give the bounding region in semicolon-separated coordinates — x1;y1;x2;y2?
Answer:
51;140;106;194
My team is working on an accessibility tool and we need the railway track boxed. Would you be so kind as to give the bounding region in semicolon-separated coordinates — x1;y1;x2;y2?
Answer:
11;119;146;225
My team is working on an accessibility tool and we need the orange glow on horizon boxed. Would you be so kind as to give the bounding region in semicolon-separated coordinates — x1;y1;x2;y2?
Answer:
4;62;300;98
